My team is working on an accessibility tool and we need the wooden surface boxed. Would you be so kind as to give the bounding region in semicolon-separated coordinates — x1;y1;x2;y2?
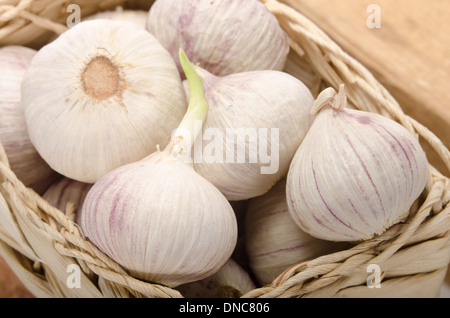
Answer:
0;256;34;298
282;0;450;176
0;0;449;298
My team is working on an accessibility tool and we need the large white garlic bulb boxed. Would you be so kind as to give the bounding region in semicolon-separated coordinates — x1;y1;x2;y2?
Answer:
0;45;59;194
21;20;187;183
246;179;347;286
287;86;429;242
81;49;238;288
184;67;315;201
146;0;289;77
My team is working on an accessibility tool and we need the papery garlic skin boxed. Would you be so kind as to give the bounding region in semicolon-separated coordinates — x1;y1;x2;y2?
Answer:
228;200;250;270
85;7;148;28
21;20;187;183
186;67;314;201
287;87;429;242
81;150;238;287
43;177;92;225
146;0;289;77
246;179;346;286
0;45;59;194
176;258;255;298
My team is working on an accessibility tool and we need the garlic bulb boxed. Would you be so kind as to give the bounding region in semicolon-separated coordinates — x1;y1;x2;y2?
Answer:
246;179;346;286
43;177;92;225
80;50;238;288
0;45;59;194
184;66;315;201
287;85;429;242
176;258;255;298
85;7;148;29
146;0;289;77
21;20;187;183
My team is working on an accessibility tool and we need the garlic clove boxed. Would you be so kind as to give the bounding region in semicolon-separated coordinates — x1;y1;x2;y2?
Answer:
43;177;93;225
80;49;238;288
0;45;59;194
175;258;255;298
287;85;429;242
21;20;187;183
184;66;315;201
146;0;289;77
246;179;347;286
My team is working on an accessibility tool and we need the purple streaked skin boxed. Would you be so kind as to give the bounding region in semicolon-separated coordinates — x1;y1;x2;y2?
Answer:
84;172;120;250
321;119;378;231
338;110;417;231
148;0;288;78
311;160;352;229
288;165;356;240
267;208;288;217
302;112;371;239
375;122;417;173
372;123;418;207
350;109;419;205
342;108;419;213
83;165;147;262
343;132;385;220
80;156;238;286
345;108;416;175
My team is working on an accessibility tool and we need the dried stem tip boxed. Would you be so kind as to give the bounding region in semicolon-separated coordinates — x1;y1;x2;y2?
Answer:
310;84;347;115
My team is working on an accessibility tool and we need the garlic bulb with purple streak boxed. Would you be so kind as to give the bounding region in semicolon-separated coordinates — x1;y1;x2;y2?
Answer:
287;85;429;242
80;50;238;288
0;45;59;194
146;0;289;77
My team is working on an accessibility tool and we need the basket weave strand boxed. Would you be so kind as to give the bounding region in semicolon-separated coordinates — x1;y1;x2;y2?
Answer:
0;0;449;298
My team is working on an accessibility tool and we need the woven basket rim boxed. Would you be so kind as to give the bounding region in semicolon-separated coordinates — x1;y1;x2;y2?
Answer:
0;0;449;298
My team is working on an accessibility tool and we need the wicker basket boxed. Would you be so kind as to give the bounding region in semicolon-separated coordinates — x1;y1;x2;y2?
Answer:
0;0;449;298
